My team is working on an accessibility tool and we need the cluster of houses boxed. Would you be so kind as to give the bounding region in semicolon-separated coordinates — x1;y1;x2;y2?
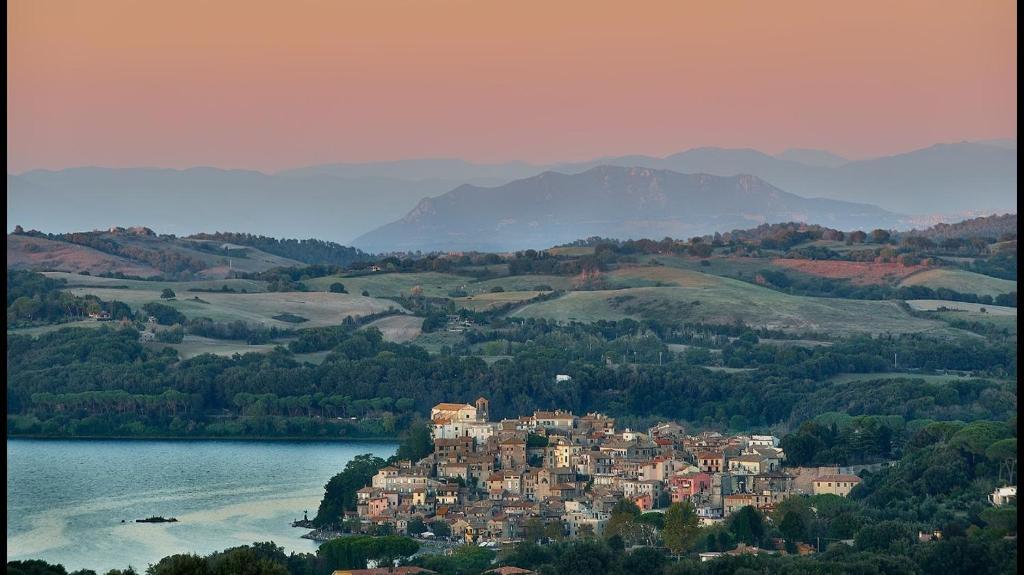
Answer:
349;398;861;545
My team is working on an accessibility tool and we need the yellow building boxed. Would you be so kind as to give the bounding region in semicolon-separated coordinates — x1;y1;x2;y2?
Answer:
812;474;862;496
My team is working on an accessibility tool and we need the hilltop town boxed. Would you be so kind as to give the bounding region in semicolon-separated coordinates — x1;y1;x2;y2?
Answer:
345;398;864;554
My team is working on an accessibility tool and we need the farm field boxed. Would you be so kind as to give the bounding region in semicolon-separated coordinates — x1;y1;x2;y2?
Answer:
513;276;966;337
454;290;548;311
666;343;723;354
905;300;1017;315
771;258;926;285
652;255;783;281
148;335;280;359
757;338;833;348
360;314;424;343
305;272;469;298
7;320;108;336
43;272;270;293
701;366;757;373
898;268;1017;297
409;330;465;354
930;311;1017;335
511;290;636;323
604;265;721;288
469;274;575;292
65;287;405;328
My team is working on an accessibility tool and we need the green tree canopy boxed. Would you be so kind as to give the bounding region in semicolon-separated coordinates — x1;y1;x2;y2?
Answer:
663;500;700;556
313;454;386;527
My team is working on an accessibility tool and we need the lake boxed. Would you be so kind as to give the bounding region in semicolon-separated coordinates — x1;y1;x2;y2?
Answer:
6;438;397;572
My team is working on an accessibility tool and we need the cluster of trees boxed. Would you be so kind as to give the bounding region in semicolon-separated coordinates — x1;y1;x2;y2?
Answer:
9;538;422;575
236;265;353;292
141;302;186;325
507;249;609;276
7;270;106;325
969;249;1018;281
904;214;1017;242
755;268;1016;307
313;424;432;529
186;233;369;267
781;416;899;466
286;313;407;353
5;271;140;328
185;317;290;343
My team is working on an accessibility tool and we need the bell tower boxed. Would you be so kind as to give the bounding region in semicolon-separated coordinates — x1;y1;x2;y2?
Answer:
474;397;489;421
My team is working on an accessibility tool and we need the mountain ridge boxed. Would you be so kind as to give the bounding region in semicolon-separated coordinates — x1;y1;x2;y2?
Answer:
353;165;903;252
8;140;1015;244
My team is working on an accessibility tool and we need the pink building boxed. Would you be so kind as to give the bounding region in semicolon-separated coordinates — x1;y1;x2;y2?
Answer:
632;493;653;511
670;472;711;501
368;496;391;517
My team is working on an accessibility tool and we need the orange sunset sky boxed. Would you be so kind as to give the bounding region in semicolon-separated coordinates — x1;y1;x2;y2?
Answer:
6;0;1017;173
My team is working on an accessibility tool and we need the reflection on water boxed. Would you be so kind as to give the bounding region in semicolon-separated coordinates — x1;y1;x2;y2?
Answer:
6;439;397;571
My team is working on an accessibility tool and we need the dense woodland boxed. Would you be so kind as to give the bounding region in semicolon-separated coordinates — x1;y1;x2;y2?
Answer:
6;318;1016;440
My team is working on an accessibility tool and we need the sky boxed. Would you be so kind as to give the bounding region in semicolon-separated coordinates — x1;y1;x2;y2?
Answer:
7;0;1017;173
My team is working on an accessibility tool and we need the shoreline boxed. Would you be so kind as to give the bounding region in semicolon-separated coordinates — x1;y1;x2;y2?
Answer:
6;434;400;443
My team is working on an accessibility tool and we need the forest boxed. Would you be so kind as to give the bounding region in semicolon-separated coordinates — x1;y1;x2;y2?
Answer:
6;317;1016;440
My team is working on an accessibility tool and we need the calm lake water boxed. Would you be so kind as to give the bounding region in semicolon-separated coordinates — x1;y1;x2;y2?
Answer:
6;438;397;572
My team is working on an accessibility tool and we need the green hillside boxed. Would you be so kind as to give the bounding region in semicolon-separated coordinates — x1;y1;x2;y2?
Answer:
514;276;966;337
899;268;1017;297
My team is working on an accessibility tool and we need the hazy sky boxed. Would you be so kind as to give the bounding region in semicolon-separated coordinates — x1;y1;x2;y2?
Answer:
7;0;1017;173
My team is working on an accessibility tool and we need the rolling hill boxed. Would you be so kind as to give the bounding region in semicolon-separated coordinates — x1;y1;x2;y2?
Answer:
511;277;965;338
353;166;901;252
6;234;163;276
7;228;306;278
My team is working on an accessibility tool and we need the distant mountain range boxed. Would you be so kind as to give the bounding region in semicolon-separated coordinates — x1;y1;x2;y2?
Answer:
549;142;1016;216
353;166;903;252
6;167;468;243
773;148;849;168
7;140;1015;248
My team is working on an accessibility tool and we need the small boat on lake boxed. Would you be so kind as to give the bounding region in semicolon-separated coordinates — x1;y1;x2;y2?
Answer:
136;516;178;523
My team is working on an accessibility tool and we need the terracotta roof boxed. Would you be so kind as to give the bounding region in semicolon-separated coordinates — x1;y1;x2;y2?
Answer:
815;474;861;483
534;411;575;419
434;403;474;410
331;564;436;568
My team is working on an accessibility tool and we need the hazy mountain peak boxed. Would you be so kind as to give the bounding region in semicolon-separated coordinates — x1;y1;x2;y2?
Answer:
353;166;898;252
775;148;849;167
